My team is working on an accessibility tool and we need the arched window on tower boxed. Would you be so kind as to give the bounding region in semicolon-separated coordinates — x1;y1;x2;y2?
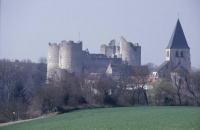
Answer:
176;51;179;57
181;51;184;57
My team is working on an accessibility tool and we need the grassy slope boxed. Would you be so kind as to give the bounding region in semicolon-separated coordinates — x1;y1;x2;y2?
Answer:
0;106;200;130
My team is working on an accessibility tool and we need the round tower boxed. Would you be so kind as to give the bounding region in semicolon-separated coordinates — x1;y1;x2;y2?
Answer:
59;40;82;75
120;36;133;65
47;43;59;80
120;37;141;66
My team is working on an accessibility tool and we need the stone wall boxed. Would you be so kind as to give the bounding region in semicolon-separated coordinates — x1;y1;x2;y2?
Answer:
90;57;122;74
105;46;116;57
120;37;141;66
82;50;92;75
59;40;82;75
169;49;191;71
47;43;59;79
100;44;106;54
47;37;142;79
100;40;119;58
129;43;141;66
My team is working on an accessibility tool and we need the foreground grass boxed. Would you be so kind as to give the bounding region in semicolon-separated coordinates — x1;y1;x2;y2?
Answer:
0;106;200;130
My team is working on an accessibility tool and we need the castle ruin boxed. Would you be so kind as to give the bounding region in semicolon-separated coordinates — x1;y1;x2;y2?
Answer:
47;19;191;81
47;36;141;80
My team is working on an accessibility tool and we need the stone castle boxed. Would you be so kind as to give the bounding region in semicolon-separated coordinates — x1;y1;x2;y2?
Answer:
47;19;191;80
47;36;141;80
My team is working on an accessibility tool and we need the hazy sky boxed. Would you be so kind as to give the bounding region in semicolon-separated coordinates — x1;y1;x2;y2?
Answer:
0;0;200;67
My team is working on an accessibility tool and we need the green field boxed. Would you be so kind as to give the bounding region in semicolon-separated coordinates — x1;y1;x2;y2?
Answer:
0;106;200;130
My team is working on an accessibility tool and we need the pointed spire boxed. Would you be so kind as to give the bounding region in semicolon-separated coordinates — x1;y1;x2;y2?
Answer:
166;19;190;49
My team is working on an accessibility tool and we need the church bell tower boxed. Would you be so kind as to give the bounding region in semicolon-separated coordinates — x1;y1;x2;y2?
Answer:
165;19;191;71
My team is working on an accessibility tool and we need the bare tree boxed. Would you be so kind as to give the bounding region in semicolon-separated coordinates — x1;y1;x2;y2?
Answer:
128;66;150;105
9;81;28;120
171;73;183;106
95;77;118;105
170;68;198;106
184;71;200;106
0;59;17;101
38;57;47;64
32;57;47;86
149;78;176;105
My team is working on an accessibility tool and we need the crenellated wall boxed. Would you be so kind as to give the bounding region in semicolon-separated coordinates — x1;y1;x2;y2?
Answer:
47;37;142;80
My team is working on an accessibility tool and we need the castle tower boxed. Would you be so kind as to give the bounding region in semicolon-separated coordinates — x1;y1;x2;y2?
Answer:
165;19;191;71
120;36;141;66
59;40;83;75
47;43;59;80
100;40;119;58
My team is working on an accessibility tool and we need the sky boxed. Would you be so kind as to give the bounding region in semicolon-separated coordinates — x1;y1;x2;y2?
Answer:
0;0;200;67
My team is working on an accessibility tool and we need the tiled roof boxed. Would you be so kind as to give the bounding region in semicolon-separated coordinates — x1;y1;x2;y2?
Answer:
153;61;169;72
130;66;149;76
166;19;189;49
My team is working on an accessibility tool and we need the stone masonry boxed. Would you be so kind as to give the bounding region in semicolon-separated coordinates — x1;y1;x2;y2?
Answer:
47;36;141;80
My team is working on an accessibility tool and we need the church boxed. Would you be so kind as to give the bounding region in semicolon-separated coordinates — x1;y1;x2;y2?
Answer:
46;19;191;81
152;19;191;78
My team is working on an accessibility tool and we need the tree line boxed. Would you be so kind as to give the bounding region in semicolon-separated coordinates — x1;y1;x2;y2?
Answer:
0;59;199;123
